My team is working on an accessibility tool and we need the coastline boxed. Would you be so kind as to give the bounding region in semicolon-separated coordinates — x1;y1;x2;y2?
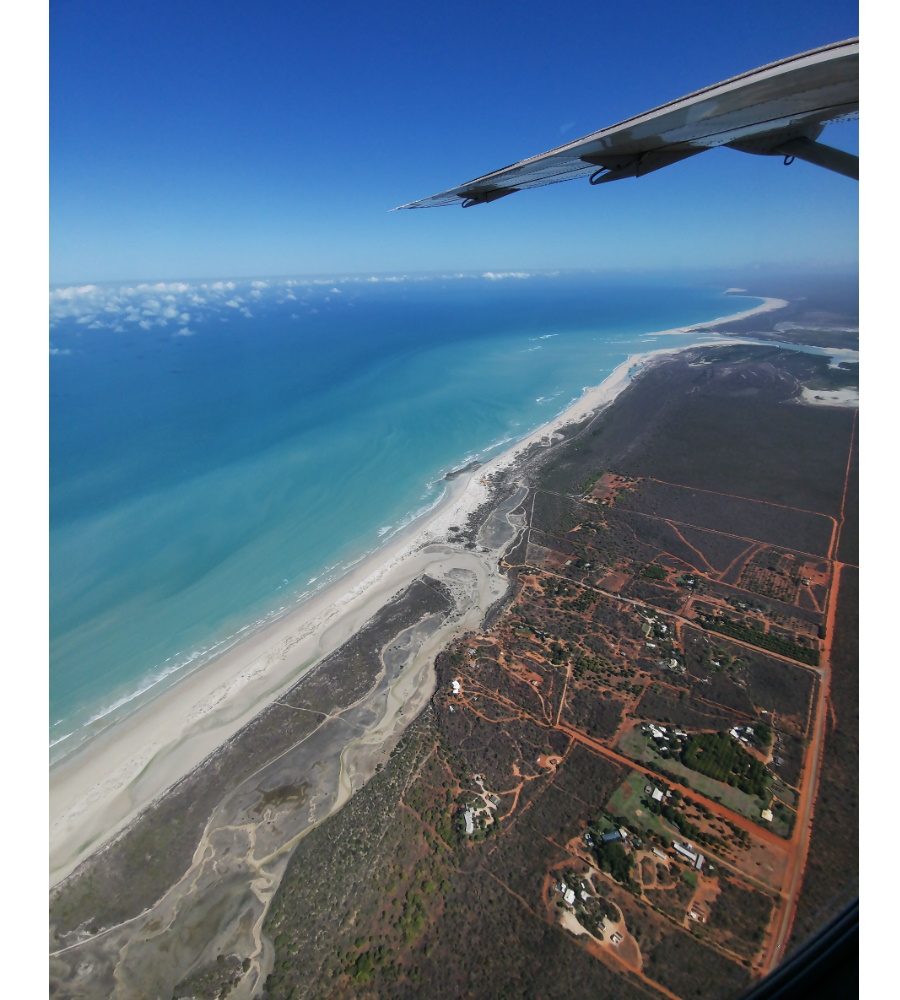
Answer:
49;296;787;886
649;295;789;334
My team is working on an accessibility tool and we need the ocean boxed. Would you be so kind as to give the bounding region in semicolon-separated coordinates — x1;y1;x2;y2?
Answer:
49;271;762;762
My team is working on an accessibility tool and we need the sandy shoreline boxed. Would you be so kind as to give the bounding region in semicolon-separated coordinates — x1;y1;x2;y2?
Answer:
649;295;788;334
49;296;787;886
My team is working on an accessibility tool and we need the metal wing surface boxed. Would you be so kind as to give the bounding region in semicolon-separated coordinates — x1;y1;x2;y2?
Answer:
397;37;858;209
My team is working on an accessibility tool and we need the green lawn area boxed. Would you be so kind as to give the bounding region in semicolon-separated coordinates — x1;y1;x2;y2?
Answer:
617;728;771;829
606;771;680;841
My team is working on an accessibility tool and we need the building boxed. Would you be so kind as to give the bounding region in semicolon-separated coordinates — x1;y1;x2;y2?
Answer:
463;808;475;835
761;808;774;822
673;842;699;865
651;787;664;803
601;830;623;843
564;888;576;906
451;680;461;695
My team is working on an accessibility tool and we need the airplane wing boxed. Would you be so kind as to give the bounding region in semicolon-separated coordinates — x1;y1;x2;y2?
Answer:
396;37;858;210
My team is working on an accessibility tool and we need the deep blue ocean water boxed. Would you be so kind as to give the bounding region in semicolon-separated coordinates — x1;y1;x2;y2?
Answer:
49;272;762;760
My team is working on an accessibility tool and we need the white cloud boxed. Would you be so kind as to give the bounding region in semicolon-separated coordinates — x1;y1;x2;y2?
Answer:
176;327;196;337
52;284;98;299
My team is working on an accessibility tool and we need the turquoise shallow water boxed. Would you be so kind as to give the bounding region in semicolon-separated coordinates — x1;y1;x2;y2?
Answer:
49;271;762;761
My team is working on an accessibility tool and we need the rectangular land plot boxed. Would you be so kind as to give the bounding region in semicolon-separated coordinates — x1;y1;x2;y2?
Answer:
617;726;770;827
682;630;819;737
705;877;777;962
618;478;834;556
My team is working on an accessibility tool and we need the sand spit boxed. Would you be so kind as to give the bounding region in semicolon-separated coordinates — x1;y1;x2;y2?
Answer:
649;295;789;335
49;305;774;887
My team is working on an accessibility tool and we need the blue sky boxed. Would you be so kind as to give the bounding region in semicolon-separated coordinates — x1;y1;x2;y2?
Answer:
50;0;858;284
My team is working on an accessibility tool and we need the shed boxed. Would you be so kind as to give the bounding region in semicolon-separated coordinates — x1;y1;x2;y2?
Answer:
673;842;698;864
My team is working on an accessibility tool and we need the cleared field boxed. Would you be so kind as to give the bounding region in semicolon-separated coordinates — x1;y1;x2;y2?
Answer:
606;771;681;841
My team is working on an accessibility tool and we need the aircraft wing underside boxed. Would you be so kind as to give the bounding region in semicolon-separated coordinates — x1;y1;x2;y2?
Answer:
396;37;858;209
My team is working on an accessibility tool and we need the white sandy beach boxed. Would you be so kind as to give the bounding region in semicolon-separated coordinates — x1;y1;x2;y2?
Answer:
49;299;788;887
650;295;789;334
